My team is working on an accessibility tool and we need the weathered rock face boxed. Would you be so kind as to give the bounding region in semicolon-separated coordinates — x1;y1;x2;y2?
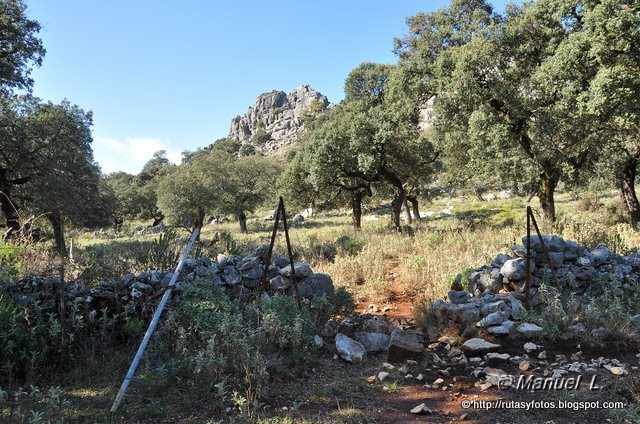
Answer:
228;85;331;154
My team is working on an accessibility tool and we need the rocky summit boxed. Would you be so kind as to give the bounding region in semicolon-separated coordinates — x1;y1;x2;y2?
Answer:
228;85;331;154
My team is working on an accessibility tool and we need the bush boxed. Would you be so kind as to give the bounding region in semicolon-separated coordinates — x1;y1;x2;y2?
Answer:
259;295;315;353
333;287;356;317
0;296;49;382
0;385;69;424
335;235;365;256
158;281;268;415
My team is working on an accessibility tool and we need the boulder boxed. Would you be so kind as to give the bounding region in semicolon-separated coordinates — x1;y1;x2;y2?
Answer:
269;275;290;291
448;290;471;304
387;329;424;362
487;321;515;335
517;323;544;338
354;332;390;352
522;234;566;253
297;273;335;302
447;303;480;325
223;266;242;285
501;258;534;281
476;311;505;328
280;262;313;278
508;295;526;320
237;256;263;280
335;333;367;364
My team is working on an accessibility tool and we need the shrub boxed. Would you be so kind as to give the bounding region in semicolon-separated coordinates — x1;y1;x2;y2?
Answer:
0;385;69;424
156;281;269;405
0;296;49;382
333;287;356;317
259;295;315;353
335;235;365;256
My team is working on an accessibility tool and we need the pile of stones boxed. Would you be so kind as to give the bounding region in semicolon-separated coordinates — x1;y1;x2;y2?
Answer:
428;234;640;339
3;243;335;323
316;313;426;365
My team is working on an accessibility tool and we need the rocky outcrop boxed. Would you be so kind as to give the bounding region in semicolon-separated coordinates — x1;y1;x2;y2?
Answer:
228;85;331;154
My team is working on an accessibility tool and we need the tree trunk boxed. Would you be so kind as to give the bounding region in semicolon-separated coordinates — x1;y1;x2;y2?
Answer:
193;207;205;240
0;168;20;233
538;171;560;222
402;197;412;224
381;168;405;232
48;210;66;256
238;212;248;233
351;192;363;231
474;187;485;202
407;195;421;221
619;156;640;229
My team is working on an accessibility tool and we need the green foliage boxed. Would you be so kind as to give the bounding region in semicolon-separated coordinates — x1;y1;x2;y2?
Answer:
157;150;281;231
260;295;315;352
0;238;22;280
335;235;365;256
0;296;47;381
157;281;269;403
122;316;145;338
0;0;46;93
103;171;160;220
308;99;325;114
145;229;180;270
0;385;68;424
239;143;256;157
333;287;356;317
250;129;271;145
210;137;241;155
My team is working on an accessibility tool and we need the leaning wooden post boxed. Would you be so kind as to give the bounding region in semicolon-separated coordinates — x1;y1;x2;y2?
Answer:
110;227;200;413
279;197;301;307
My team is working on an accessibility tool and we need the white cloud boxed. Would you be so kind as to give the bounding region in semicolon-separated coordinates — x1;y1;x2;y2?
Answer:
94;136;182;174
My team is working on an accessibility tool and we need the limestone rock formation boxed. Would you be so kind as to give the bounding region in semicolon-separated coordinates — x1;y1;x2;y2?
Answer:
228;85;331;154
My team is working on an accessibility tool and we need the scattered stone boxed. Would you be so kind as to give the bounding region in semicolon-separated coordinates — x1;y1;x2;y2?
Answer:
280;262;313;278
519;361;530;371
447;348;463;358
569;323;587;334
485;352;510;365
461;338;501;356
524;342;540;353
610;367;626;376
501;258;534;281
377;371;389;382
410;403;432;415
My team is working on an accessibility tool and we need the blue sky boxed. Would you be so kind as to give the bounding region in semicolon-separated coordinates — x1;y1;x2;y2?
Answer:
27;1;505;174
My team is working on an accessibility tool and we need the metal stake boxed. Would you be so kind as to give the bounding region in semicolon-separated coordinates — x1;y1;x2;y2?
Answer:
110;227;200;413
